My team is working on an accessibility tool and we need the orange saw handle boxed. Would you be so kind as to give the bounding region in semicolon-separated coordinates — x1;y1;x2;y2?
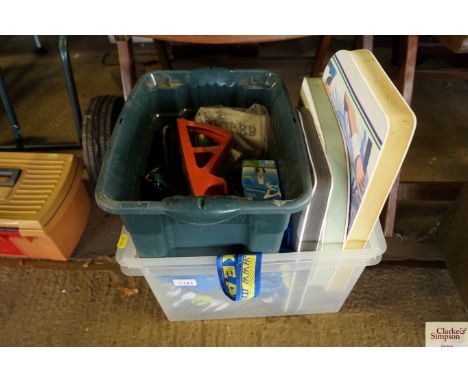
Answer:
177;118;232;196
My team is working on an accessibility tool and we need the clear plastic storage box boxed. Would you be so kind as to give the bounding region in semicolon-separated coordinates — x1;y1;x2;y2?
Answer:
116;223;386;321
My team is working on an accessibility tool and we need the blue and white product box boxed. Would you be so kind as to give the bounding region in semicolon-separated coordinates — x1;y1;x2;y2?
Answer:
242;160;282;201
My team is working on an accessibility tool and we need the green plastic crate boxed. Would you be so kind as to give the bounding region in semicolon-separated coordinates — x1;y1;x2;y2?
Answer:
96;68;312;257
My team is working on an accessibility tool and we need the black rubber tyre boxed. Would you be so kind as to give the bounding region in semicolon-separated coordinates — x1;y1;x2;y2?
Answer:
99;95;124;155
82;95;124;187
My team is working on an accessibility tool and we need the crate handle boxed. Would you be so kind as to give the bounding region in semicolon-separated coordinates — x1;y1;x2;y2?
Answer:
0;169;21;187
164;197;241;224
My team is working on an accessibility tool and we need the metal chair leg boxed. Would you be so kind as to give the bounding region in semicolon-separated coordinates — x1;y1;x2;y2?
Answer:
59;36;82;144
0;67;24;148
33;35;48;56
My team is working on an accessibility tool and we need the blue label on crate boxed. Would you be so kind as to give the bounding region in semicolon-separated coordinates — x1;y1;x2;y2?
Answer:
216;253;262;301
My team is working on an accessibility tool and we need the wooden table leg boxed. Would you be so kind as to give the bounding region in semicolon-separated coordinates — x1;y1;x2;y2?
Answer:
397;35;419;104
359;35;374;51
116;36;137;100
383;35;419;237
312;36;332;76
154;40;172;70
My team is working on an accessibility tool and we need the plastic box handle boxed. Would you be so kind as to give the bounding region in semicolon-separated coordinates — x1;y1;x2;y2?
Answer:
164;197;241;224
0;169;21;187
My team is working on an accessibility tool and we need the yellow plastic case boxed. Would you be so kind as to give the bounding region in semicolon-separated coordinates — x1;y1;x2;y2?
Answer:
0;152;91;261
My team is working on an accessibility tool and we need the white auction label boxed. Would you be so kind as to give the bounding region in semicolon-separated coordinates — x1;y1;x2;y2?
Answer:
426;322;468;347
173;279;197;287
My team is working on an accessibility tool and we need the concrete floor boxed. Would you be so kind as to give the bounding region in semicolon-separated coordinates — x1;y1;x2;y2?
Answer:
0;258;465;346
0;36;467;346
